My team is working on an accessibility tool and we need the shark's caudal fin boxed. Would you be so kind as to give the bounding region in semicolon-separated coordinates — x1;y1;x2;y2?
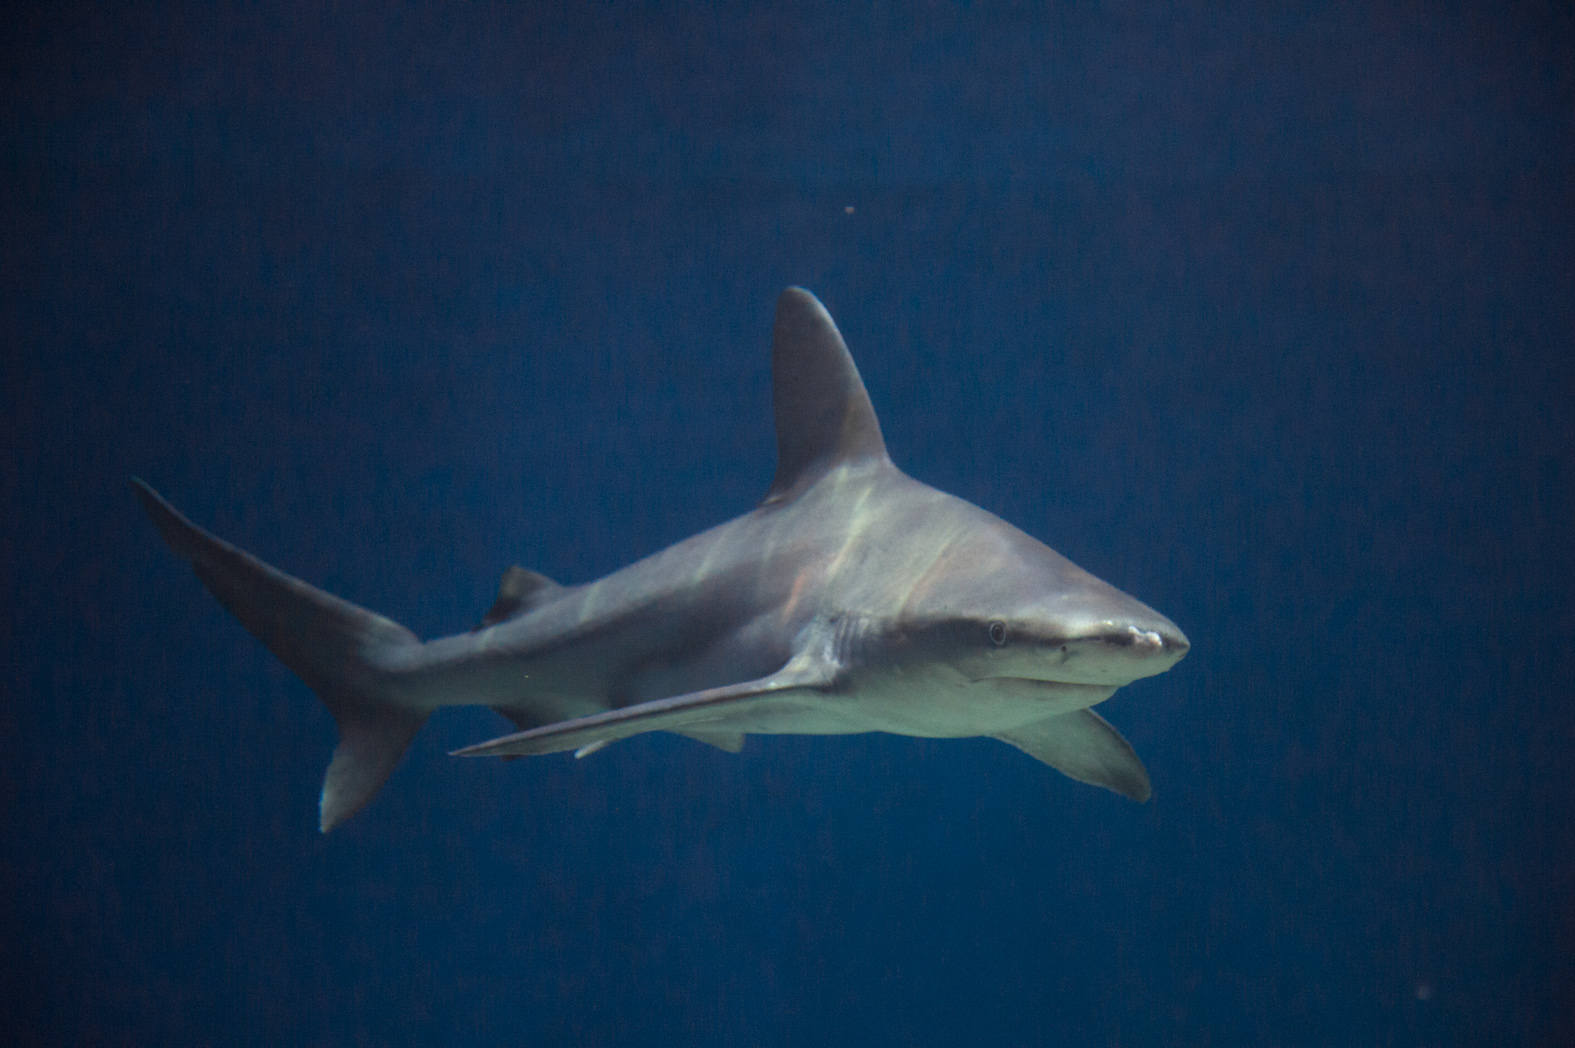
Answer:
131;479;426;831
762;287;890;504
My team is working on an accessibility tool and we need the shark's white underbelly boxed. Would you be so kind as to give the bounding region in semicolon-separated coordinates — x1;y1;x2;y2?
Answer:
693;667;1120;739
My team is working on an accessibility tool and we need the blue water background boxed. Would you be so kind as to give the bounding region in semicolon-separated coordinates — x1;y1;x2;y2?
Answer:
3;2;1572;1044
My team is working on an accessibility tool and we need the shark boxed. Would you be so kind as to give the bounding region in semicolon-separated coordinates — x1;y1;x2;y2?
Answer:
134;288;1189;832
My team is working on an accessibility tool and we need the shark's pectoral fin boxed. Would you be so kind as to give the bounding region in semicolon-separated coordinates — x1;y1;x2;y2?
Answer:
452;655;836;759
994;708;1152;803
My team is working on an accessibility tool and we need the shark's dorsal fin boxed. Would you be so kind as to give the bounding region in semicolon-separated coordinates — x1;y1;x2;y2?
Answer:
763;288;888;503
475;565;562;630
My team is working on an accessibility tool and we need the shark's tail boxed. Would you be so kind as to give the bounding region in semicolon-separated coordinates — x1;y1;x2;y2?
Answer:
131;478;427;832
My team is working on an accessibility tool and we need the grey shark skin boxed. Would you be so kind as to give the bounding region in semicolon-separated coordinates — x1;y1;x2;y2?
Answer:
133;288;1189;832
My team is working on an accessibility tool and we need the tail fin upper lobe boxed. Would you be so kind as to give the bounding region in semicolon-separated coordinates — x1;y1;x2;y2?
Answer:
131;478;426;831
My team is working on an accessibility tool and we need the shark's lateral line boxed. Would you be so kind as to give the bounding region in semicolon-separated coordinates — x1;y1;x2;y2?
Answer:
134;288;1189;831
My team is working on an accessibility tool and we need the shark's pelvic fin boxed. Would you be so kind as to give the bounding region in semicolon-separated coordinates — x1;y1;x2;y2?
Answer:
994;709;1153;803
130;478;426;832
763;287;889;504
568;730;745;757
475;564;562;630
452;654;838;759
677;729;747;753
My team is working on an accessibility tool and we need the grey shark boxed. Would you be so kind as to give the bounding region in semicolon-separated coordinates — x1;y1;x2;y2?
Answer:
134;288;1189;832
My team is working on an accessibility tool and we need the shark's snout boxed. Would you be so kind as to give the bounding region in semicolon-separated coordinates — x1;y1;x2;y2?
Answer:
1094;613;1189;669
1115;621;1189;658
1013;609;1189;686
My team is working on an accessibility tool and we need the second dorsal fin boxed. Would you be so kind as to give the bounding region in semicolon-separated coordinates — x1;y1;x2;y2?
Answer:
475;565;562;630
763;288;888;503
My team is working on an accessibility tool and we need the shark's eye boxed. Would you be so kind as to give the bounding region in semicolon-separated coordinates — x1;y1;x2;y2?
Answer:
988;621;1008;646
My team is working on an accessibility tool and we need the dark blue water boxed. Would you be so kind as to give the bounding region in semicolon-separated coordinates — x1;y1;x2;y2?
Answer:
4;2;1571;1044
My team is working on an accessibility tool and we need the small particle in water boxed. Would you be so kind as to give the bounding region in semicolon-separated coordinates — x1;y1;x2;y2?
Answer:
1415;981;1434;1002
844;205;855;214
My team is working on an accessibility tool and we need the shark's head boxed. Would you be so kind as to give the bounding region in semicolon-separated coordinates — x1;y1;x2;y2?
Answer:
891;506;1189;691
